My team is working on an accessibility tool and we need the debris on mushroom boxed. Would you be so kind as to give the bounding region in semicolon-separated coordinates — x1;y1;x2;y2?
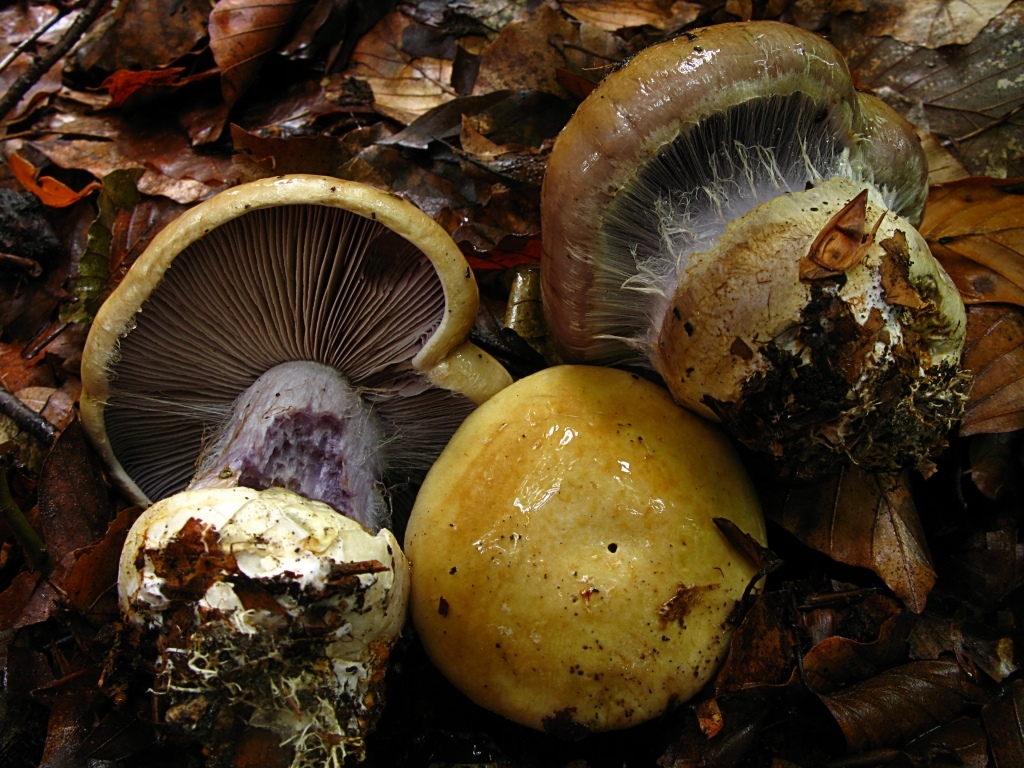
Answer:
119;486;409;768
80;174;512;530
405;365;767;734
540;21;970;478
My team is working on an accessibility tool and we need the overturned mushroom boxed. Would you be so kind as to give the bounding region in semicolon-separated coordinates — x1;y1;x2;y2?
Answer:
406;365;766;734
119;486;408;767
80;175;510;765
81;174;511;531
541;21;969;477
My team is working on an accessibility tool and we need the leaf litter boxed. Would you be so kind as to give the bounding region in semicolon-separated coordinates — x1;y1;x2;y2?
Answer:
0;1;1023;767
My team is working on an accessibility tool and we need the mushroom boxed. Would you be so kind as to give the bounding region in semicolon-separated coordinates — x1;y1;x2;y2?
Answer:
118;486;408;767
80;174;512;531
405;365;766;734
540;21;970;477
79;175;511;765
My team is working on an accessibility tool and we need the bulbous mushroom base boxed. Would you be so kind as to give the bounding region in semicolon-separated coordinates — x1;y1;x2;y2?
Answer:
656;179;971;478
118;486;410;768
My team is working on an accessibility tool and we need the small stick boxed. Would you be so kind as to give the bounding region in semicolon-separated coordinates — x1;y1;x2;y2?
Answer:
0;380;57;447
0;0;110;123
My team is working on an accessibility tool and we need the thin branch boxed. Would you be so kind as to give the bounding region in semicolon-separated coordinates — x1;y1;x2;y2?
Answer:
0;0;110;123
0;380;57;447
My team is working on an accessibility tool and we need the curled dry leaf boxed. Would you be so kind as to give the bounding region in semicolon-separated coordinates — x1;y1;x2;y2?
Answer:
344;11;457;124
818;658;989;753
800;594;911;693
767;468;936;613
921;178;1024;306
961;304;1024;435
835;1;1024;177
209;0;304;107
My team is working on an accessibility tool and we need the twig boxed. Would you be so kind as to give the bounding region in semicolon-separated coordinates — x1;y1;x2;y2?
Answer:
0;0;110;123
0;8;65;75
0;380;57;447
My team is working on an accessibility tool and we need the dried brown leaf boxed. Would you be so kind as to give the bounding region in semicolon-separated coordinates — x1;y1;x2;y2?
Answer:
982;679;1024;765
801;594;910;693
850;0;1015;48
74;0;210;73
209;0;304;106
344;11;457;124
560;0;701;31
818;659;988;752
836;2;1024;177
768;469;936;612
37;419;111;562
922;178;1024;305
472;3;599;101
715;590;800;694
961;304;1024;435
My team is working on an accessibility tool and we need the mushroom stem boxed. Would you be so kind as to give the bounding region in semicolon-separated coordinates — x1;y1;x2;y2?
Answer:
189;361;387;531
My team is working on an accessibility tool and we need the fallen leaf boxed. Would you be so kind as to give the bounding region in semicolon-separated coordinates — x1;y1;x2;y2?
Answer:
37;418;112;563
921;178;1024;306
801;594;910;693
768;469;936;613
209;0;304;106
471;3;585;101
715;590;801;694
982;678;1024;764
344;11;457;124
906;715;990;768
6;152;101;209
73;0;210;73
942;517;1024;611
858;0;1015;48
961;304;1024;435
560;0;701;31
60;168;143;326
835;3;1024;177
818;658;989;752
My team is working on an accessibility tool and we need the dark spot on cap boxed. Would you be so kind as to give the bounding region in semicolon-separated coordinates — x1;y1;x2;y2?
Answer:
438;596;449;617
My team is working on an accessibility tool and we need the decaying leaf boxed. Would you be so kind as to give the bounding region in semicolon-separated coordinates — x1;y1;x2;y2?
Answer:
818;659;989;752
961;304;1024;435
850;0;1015;48
60;169;142;326
6;152;101;209
799;189;881;280
768;468;936;613
835;2;1024;177
559;0;701;32
921;178;1024;306
209;0;304;107
344;11;457;124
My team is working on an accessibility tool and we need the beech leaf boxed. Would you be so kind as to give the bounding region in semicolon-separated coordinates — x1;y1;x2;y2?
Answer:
818;659;988;752
921;178;1024;306
982;679;1024;764
836;3;1024;177
961;304;1024;435
343;11;457;124
768;469;936;612
209;0;304;106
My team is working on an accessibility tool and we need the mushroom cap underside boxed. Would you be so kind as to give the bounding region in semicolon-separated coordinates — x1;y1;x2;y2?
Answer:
540;20;928;366
81;175;511;508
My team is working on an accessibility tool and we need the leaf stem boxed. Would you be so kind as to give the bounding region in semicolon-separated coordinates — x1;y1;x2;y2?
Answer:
0;465;49;573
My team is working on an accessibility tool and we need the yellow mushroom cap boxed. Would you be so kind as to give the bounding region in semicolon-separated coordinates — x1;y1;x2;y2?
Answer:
404;365;766;734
